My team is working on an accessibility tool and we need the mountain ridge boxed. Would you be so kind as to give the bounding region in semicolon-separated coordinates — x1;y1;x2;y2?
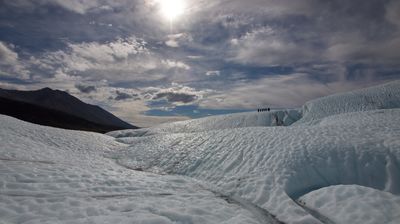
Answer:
0;87;137;133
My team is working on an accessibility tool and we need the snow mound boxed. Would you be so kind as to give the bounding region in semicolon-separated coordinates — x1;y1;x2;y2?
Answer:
108;109;301;137
112;108;400;223
0;115;270;224
296;80;400;124
299;185;400;224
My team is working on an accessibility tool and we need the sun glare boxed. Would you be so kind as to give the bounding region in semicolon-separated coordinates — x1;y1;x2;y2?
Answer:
159;0;185;21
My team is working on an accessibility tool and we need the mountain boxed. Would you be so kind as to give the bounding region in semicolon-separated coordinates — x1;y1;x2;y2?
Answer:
0;87;137;133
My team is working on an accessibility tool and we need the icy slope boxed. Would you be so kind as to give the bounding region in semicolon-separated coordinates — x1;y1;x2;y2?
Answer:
107;81;400;223
296;80;400;124
0;115;273;224
299;185;400;224
2;80;400;224
110;81;400;137
109;109;301;137
112;108;400;223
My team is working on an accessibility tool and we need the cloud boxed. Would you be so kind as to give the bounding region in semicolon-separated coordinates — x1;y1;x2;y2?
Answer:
195;0;317;18
165;33;193;48
325;33;400;64
32;37;172;82
165;40;179;48
64;37;148;65
114;90;138;101
144;83;212;106
199;72;397;109
153;92;197;104
109;100;189;127
218;0;400;66
0;42;18;64
229;27;318;65
75;84;97;93
205;71;220;76
0;42;29;79
1;0;399;127
25;36;198;85
385;0;400;28
2;0;106;14
161;60;191;70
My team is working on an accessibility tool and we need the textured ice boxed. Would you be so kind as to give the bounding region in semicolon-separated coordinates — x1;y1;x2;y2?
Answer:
0;116;268;224
111;109;400;223
296;80;400;125
109;81;400;223
299;185;400;224
108;109;302;137
1;80;400;224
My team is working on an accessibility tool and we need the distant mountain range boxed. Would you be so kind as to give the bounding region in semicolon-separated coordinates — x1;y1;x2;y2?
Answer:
0;87;137;133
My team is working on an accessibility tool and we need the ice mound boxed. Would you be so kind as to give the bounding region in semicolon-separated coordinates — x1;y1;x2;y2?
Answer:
0;115;271;224
110;81;400;138
112;108;400;223
296;80;400;124
299;185;400;224
110;80;400;223
109;109;302;137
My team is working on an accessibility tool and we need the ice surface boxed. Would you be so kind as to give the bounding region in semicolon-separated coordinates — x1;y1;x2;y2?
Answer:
111;109;400;223
0;116;268;224
108;109;302;137
108;81;400;223
2;80;400;224
296;80;400;125
299;185;400;224
110;80;400;138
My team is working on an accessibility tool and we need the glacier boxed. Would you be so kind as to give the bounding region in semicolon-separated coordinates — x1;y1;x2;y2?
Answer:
1;80;400;223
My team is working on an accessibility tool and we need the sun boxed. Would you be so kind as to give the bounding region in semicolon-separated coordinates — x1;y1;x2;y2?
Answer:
159;0;185;21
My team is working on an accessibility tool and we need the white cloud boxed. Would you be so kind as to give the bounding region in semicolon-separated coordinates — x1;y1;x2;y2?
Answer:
50;0;101;14
165;39;179;48
2;0;104;14
0;41;30;79
199;73;390;109
229;27;319;66
206;70;220;76
0;42;18;64
165;33;193;48
65;37;148;65
110;100;189;127
187;56;203;59
231;25;400;66
196;0;318;18
162;60;190;70
33;37;177;82
27;37;198;84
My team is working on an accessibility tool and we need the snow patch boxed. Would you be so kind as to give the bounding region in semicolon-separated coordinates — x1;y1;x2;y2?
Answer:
299;185;400;224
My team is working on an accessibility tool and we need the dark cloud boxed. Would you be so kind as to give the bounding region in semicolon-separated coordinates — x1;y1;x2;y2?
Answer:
154;92;198;104
114;90;138;101
75;84;96;93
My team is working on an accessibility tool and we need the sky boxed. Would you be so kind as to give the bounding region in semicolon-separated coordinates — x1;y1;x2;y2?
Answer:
0;0;400;127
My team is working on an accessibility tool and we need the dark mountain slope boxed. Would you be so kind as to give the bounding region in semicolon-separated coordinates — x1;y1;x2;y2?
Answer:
0;88;137;133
